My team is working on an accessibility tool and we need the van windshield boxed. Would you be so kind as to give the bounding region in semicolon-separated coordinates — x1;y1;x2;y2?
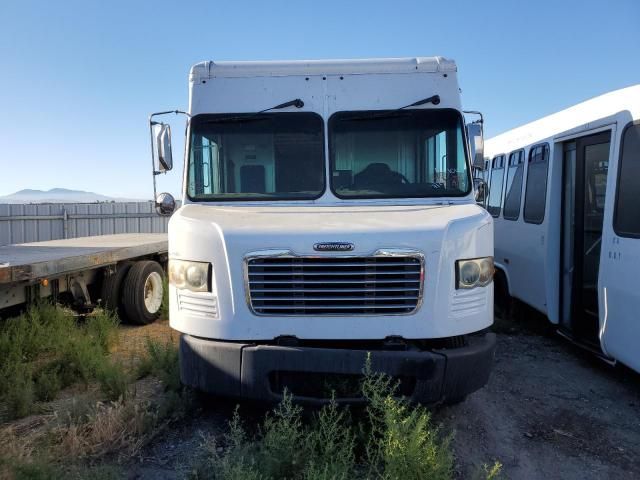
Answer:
187;113;325;201
329;109;471;198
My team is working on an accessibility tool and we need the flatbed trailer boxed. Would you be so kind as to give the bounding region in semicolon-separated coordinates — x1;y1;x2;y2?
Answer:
0;233;168;324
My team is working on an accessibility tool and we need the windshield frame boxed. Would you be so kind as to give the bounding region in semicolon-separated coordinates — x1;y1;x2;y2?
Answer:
327;108;473;200
185;112;327;203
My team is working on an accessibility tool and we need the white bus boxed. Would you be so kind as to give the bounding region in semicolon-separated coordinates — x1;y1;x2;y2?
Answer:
149;57;495;404
485;85;640;372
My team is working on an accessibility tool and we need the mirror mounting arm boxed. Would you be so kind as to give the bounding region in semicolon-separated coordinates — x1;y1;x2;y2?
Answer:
463;110;484;125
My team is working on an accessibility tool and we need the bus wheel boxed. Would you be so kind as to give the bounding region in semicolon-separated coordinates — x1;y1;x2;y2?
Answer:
122;260;165;325
494;270;513;321
101;261;133;321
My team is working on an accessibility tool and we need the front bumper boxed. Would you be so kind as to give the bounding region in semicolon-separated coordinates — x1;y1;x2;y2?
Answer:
179;332;496;404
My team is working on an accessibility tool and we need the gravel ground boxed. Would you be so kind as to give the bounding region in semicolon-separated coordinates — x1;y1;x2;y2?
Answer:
125;316;640;480
437;331;640;479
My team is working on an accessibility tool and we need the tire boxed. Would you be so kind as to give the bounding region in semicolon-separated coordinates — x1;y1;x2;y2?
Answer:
122;260;165;325
494;270;513;321
100;261;133;321
444;395;468;406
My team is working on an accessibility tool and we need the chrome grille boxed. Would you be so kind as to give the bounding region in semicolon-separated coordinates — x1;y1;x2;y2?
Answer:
246;252;423;315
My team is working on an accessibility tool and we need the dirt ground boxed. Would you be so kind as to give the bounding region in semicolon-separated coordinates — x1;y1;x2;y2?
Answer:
98;314;640;479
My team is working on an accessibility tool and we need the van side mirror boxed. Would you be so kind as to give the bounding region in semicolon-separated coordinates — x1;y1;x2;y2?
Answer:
466;122;485;170
154;124;173;172
473;178;488;208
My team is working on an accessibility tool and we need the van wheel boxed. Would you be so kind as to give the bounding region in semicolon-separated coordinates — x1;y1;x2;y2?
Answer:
101;261;133;321
122;261;165;325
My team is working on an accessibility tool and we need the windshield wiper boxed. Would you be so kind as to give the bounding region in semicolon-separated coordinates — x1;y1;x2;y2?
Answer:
398;95;440;109
344;95;441;122
202;98;305;124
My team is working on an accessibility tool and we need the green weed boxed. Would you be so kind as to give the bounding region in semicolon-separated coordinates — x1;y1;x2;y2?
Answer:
160;277;169;319
194;356;460;480
0;304;120;419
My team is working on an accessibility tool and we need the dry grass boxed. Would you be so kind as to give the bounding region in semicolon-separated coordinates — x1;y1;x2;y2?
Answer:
0;425;37;464
110;319;177;367
0;378;167;478
53;399;152;459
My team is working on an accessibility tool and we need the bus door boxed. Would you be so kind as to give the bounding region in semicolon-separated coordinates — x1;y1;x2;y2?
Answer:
561;131;611;347
600;122;640;372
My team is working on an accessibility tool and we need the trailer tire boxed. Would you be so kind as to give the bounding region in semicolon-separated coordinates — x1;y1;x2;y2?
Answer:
101;261;133;321
122;260;165;325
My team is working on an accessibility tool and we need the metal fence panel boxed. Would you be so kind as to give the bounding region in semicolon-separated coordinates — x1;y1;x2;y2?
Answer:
0;202;175;246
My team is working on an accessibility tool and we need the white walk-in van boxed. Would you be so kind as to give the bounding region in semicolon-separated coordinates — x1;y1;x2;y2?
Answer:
485;85;640;372
149;57;495;403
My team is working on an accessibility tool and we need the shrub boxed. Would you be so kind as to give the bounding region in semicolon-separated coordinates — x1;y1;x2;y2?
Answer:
361;358;452;480
97;361;130;401
136;338;180;392
0;304;121;419
5;362;35;419
85;310;119;353
57;337;106;387
303;399;356;480
34;368;62;402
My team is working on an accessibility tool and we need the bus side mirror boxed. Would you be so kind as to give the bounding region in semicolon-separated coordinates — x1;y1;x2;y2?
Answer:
466;122;485;170
154;124;173;172
473;178;488;208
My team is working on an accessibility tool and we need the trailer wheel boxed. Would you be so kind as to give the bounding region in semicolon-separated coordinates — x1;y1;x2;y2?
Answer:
122;260;165;325
101;261;133;321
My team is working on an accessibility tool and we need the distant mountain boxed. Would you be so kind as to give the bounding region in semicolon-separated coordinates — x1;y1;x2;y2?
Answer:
0;188;144;204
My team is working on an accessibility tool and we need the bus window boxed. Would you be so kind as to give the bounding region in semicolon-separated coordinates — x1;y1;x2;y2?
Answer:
503;150;525;220
523;144;550;224
614;123;640;237
487;155;505;217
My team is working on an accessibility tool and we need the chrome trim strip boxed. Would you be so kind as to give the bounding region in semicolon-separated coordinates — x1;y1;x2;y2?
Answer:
243;248;425;317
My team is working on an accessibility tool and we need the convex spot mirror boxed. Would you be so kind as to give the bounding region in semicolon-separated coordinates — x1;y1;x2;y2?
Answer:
466;123;485;170
473;178;488;208
155;124;173;172
155;192;176;216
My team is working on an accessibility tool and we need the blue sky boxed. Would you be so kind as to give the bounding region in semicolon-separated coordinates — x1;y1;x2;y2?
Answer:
0;0;638;199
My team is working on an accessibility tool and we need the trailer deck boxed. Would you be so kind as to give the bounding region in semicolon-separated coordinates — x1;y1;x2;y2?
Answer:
0;234;168;285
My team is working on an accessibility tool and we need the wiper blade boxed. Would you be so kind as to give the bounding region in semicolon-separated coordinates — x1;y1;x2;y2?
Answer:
342;95;441;121
201;98;304;124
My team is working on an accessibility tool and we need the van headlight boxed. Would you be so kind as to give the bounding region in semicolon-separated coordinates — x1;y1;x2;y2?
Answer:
168;259;210;292
456;257;494;289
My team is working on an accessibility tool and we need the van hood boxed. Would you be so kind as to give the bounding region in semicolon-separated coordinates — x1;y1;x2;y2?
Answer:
171;203;486;244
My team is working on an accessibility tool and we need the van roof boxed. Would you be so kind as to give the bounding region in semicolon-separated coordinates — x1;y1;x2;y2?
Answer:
486;84;640;155
189;57;457;81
